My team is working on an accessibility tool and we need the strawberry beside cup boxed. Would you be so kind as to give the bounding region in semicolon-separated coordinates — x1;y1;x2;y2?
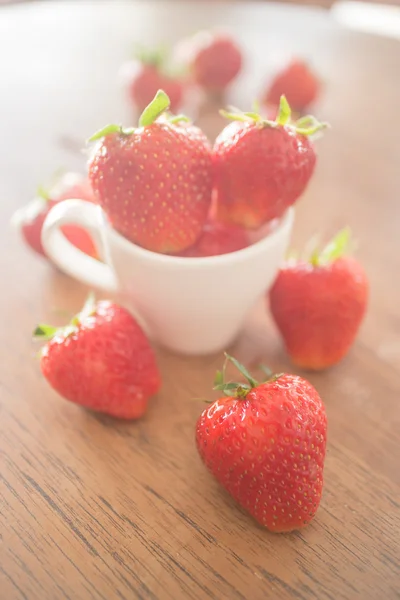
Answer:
269;228;369;370
34;295;161;420
196;354;327;532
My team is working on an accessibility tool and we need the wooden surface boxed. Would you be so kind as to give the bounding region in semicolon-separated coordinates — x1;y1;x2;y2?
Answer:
1;2;400;599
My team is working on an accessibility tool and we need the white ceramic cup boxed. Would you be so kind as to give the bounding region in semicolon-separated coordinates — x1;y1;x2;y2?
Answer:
42;200;294;355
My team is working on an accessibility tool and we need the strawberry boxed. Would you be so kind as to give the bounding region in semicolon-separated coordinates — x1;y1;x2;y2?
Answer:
178;31;242;93
196;354;327;532
213;96;327;229
264;60;320;113
269;228;369;370
13;172;98;259
178;220;248;257
122;47;184;113
34;296;161;419
88;90;213;254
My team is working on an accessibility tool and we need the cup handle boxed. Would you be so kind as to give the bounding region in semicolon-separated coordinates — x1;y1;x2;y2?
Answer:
41;199;118;292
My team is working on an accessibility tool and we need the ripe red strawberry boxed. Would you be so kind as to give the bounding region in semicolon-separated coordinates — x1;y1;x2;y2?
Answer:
269;229;369;370
34;296;161;419
178;220;248;257
196;354;327;532
89;90;213;254
213;96;327;229
13;172;98;259
121;47;184;113
264;60;320;113
179;31;242;93
128;64;183;113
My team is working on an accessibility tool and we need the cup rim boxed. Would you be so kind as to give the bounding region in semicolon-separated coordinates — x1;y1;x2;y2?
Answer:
101;207;294;268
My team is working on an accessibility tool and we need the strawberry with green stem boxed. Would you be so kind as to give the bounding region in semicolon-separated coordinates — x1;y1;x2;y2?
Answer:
183;30;243;94
123;44;185;113
263;59;320;114
34;295;161;419
13;172;98;259
196;353;327;532
269;228;369;370
213;95;328;229
88;90;214;254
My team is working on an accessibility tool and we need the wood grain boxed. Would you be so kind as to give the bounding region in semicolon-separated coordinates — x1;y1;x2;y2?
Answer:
1;2;400;599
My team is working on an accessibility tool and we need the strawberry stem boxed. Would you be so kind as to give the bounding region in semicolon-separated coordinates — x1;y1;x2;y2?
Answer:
138;89;171;127
224;353;258;388
311;227;352;267
212;354;283;400
276;95;291;126
220;95;329;136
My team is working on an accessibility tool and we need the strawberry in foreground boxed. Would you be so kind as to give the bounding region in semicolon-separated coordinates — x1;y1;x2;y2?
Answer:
89;90;213;254
196;354;327;532
34;296;161;419
121;46;184;113
178;220;248;257
177;31;242;94
213;96;328;229
264;60;320;114
13;172;98;259
269;228;369;370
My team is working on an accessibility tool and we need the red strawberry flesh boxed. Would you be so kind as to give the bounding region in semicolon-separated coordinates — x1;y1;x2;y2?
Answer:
196;373;327;532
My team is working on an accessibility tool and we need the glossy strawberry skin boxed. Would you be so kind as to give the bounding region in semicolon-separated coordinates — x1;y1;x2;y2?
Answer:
40;301;160;419
192;35;242;91
196;374;327;532
178;220;248;257
128;63;183;113
20;180;98;259
265;61;320;112
269;257;369;370
89;121;213;253
214;121;316;228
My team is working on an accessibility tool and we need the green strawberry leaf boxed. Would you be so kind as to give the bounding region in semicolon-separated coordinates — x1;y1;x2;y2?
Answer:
214;382;246;392
316;227;351;266
33;324;58;339
139;89;171;127
168;114;191;125
214;369;224;386
88;124;123;142
220;96;329;137
224;353;259;388
259;364;273;380
36;184;50;201
276;95;291;126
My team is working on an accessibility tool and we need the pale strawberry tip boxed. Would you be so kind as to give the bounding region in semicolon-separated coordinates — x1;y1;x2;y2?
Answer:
220;94;329;137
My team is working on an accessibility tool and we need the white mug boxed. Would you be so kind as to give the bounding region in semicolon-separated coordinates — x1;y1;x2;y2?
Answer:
42;200;294;355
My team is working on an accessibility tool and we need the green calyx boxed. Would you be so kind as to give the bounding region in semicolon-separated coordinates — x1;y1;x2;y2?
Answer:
288;227;352;267
88;90;190;142
220;94;328;137
134;43;167;69
33;293;97;343
213;353;283;399
310;227;352;266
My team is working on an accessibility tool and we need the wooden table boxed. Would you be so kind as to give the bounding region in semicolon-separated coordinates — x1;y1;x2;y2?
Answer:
1;2;400;599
